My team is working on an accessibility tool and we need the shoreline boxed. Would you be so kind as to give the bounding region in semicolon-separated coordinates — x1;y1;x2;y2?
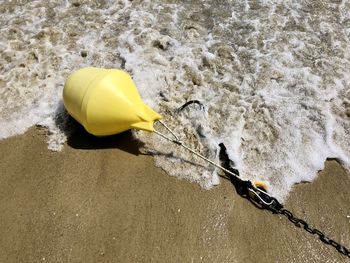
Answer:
0;128;349;262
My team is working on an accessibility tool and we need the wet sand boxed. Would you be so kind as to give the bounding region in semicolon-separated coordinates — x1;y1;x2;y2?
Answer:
0;128;349;263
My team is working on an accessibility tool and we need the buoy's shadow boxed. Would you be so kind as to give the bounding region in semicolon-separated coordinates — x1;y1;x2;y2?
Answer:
67;125;143;155
53;100;143;155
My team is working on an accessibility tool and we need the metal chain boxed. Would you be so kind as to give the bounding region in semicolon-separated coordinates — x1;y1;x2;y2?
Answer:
278;207;350;257
248;188;350;258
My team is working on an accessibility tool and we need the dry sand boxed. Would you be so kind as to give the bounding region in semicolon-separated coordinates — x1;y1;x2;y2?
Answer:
0;127;349;263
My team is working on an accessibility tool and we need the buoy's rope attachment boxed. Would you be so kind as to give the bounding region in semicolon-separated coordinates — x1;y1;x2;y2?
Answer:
158;120;180;142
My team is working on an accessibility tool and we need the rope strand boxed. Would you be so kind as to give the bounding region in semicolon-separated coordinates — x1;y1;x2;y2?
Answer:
154;129;238;177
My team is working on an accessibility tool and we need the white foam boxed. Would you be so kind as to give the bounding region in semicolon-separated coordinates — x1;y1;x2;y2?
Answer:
1;1;350;201
116;1;350;201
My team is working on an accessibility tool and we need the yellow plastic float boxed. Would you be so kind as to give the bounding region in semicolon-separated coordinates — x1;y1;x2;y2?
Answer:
63;67;162;136
63;67;268;193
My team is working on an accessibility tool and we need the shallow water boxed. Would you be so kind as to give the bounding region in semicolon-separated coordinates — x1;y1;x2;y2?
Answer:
1;0;349;201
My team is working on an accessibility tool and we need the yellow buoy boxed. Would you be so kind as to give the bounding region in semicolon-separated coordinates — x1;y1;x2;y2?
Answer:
63;67;268;193
63;67;162;136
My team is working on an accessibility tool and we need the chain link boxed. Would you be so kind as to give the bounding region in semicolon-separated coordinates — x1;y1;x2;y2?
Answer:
249;189;350;258
278;208;350;257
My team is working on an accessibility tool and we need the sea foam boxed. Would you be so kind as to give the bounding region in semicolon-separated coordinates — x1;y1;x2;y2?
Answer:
1;0;349;201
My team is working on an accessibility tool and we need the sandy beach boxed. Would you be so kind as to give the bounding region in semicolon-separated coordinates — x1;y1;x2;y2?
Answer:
0;127;349;263
1;1;350;262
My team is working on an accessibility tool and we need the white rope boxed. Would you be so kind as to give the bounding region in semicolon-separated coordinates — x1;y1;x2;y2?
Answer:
153;121;274;200
158;120;180;141
153;129;238;179
248;188;274;206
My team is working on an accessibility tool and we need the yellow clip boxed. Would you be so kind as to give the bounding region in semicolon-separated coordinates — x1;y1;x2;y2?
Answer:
254;181;268;191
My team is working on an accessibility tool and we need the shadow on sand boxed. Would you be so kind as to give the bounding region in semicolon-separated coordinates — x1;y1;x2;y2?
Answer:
67;125;143;156
53;100;143;156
